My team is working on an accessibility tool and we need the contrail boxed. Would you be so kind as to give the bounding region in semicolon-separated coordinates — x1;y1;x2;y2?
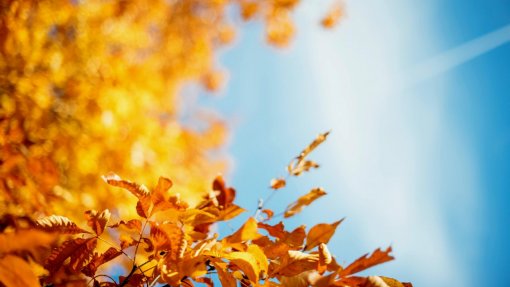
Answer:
406;23;510;87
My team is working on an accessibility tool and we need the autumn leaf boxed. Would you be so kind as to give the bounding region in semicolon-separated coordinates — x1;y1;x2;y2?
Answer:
225;251;261;283
271;250;319;277
82;247;122;277
35;215;89;234
364;276;413;287
270;178;286;190
85;209;111;235
0;229;55;255
304;219;344;251
212;261;237;287
109;219;143;232
287;131;330;176
0;255;40;287
224;217;262;244
317;243;332;274
284;187;327;218
339;247;394;277
102;173;150;199
45;237;98;274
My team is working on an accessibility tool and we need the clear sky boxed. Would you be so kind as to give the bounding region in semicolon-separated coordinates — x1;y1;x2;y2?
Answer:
196;1;510;286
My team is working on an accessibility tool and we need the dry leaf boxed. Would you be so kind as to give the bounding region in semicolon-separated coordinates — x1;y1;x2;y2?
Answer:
287;131;330;176
339;247;394;277
45;237;98;274
102;173;150;199
304;219;343;251
270;178;286;190
284;188;327;218
35;215;89;234
82;247;122;277
85;209;111;236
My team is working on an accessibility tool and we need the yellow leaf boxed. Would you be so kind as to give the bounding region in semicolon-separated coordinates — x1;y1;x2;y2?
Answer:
304;219;343;251
0;255;40;287
224;217;261;244
284;188;327;218
225;251;260;283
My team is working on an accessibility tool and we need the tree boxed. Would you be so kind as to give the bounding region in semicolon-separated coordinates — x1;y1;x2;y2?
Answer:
0;1;409;286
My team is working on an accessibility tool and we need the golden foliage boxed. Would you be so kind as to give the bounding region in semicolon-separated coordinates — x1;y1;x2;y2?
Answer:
0;1;406;286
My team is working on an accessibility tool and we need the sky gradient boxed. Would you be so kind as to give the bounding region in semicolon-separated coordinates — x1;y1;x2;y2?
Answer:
196;1;510;286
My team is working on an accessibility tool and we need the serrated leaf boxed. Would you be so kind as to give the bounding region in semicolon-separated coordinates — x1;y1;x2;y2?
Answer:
109;219;142;232
35;215;89;234
304;219;343;251
45;237;97;274
81;247;122;277
284;187;327;218
339;246;394;277
102;173;150;198
85;209;111;235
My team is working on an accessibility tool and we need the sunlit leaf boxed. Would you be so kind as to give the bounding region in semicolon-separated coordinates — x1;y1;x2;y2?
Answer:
284;188;327;218
304;219;343;251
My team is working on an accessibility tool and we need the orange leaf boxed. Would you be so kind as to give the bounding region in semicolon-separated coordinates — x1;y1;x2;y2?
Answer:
45;237;98;274
287;131;330;176
82;247;122;277
271;250;319;277
0;229;55;255
225;251;260;283
102;173;150;198
212;175;236;208
0;255;40;287
85;209;111;235
317;243;332;274
212;261;237;287
109;219;142;232
35;215;89;234
304;219;343;251
270;178;286;190
339;247;394;277
224;217;261;244
284;187;327;218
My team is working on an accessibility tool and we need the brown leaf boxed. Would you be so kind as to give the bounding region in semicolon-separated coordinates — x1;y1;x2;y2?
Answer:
85;209;111;235
304;219;343;251
150;222;184;261
109;219;142;232
35;215;89;234
213;175;236;208
287;131;330;176
81;247;122;277
224;217;261;244
270;178;286;190
0;255;40;287
284;188;327;218
45;237;98;274
102;173;150;198
339;247;394;277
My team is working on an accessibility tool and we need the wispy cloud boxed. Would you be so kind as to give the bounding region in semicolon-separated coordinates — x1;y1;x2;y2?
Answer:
292;1;481;285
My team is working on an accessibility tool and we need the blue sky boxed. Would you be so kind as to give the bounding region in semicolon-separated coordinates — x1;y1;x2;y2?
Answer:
196;1;510;286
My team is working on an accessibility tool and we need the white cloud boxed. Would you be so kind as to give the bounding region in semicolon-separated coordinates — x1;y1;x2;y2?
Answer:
290;1;481;285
